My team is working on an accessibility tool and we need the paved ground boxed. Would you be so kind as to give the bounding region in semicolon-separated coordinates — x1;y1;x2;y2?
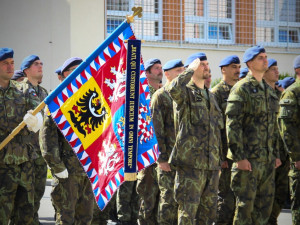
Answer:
39;181;292;225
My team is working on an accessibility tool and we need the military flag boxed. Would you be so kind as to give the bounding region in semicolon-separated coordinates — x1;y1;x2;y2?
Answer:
42;14;159;210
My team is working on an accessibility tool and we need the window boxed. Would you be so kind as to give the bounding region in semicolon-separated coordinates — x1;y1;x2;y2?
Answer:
105;0;300;49
106;0;162;40
184;0;234;44
256;0;300;46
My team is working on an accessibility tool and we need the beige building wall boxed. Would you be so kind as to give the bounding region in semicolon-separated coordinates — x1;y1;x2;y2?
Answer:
0;0;298;91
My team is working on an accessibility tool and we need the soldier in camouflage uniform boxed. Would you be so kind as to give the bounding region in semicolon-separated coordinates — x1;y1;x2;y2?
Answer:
18;55;48;225
263;58;290;225
136;58;162;225
278;56;300;225
92;195;117;225
226;46;281;225
0;48;42;225
151;59;184;225
40;57;94;224
116;181;139;224
166;53;223;225
211;55;241;225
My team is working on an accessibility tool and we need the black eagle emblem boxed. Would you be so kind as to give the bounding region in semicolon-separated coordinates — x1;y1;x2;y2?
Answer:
68;88;107;137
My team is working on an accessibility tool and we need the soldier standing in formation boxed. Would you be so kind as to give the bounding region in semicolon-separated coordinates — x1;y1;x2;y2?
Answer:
226;46;281;225
263;58;290;225
0;48;43;224
17;54;49;225
278;55;300;225
136;58;163;225
151;59;184;225
40;57;94;224
11;70;25;82
211;55;241;225
166;53;223;225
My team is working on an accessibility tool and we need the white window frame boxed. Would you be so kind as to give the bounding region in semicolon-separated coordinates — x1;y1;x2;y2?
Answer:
184;0;235;44
106;0;163;41
256;0;300;47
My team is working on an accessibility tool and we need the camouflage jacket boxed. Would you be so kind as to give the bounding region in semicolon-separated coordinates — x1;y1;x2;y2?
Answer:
151;84;176;163
278;79;300;163
40;110;86;175
0;80;40;165
226;74;279;162
166;69;223;170
273;87;288;161
211;79;233;161
17;78;48;159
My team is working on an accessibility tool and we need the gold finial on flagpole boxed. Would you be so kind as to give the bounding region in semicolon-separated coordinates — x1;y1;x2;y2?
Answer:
126;6;143;23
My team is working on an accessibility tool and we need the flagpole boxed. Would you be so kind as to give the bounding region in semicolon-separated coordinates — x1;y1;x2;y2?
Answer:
0;7;143;152
0;101;46;151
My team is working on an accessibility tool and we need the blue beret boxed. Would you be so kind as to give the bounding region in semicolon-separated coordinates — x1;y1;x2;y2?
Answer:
293;55;300;69
11;70;25;80
276;80;283;87
268;58;277;68
281;77;295;89
243;46;265;63
61;57;83;74
55;66;62;75
184;52;207;67
162;59;184;71
219;55;240;67
239;67;249;78
0;48;14;61
144;58;161;71
21;55;40;71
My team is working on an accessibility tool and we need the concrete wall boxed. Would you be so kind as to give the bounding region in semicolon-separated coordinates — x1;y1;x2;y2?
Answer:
0;0;71;91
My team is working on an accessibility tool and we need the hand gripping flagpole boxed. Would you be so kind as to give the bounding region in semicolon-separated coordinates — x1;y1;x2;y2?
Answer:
0;101;46;151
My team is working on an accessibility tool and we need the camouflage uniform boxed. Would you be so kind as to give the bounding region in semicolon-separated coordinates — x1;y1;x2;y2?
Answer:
116;181;139;224
15;78;49;225
92;194;117;225
278;79;300;225
166;69;222;225
136;84;160;225
211;80;235;225
268;88;290;225
0;80;39;225
226;74;279;225
151;86;177;225
40;109;94;225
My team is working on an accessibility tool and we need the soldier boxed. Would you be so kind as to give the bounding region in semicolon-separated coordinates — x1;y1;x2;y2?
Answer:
226;46;281;225
204;70;212;89
40;57;94;224
263;59;290;225
151;59;184;225
55;66;63;82
11;70;25;82
136;58;163;225
278;56;300;225
116;180;139;225
239;67;248;80
294;55;300;79
211;55;241;225
18;55;48;225
166;53;223;225
281;77;296;89
0;47;43;224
